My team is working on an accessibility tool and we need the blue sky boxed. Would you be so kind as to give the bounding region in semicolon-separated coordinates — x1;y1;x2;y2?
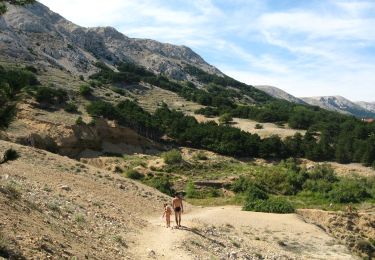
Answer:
38;0;375;101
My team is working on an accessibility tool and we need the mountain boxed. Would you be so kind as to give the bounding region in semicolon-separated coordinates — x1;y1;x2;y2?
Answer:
356;101;375;113
0;1;221;80
254;85;306;104
301;96;375;118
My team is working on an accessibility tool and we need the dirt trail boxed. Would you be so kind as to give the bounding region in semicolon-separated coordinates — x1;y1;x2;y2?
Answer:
131;206;357;260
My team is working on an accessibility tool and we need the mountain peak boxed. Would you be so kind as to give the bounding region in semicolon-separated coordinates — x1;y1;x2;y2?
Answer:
0;1;220;79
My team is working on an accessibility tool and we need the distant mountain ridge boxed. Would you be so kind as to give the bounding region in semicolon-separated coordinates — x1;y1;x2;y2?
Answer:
300;96;375;119
254;85;375;119
254;85;306;104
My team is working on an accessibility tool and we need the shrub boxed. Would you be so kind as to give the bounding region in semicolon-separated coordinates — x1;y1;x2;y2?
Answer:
79;75;84;81
0;3;7;15
185;180;199;198
161;149;182;164
245;184;269;201
64;102;78;113
125;169;144;180
34;86;68;105
79;84;91;96
255;124;263;129
1;148;19;164
219;113;233;125
148;176;174;196
243;197;294;213
329;179;370;203
75;116;84;125
0;181;21;200
193;151;208;161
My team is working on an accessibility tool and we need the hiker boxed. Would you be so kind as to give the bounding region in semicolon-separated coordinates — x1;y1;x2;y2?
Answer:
172;193;184;228
162;203;172;228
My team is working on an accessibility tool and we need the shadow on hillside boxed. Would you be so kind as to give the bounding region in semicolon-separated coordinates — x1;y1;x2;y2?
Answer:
177;226;226;248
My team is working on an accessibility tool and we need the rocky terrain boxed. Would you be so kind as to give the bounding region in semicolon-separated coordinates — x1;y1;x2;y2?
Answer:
254;85;305;104
254;85;375;119
0;1;221;80
300;96;375;118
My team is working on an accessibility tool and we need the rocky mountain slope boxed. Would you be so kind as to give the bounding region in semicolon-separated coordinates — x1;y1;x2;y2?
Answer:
0;1;221;80
301;96;375;118
254;85;306;104
356;101;375;114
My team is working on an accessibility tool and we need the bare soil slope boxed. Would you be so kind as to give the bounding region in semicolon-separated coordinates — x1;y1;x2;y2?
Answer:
0;140;169;259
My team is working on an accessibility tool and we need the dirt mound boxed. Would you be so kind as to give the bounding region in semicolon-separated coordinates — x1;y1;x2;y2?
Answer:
298;209;375;258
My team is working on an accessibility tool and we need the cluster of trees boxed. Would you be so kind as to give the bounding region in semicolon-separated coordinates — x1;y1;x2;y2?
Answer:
86;100;161;140
0;66;38;128
89;61;375;167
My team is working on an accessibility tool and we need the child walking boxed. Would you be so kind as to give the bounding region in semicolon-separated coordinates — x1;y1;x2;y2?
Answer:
162;203;172;228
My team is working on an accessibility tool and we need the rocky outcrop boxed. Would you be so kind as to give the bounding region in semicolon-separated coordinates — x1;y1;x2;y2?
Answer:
0;1;221;80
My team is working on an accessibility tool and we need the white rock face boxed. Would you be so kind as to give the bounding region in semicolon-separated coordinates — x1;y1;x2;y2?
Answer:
301;96;375;118
356;101;375;113
0;2;222;79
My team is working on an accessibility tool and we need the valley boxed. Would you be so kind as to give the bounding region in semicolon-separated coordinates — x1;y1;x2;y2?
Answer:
0;1;374;259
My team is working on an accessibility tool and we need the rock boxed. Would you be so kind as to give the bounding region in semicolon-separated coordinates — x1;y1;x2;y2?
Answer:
61;185;71;191
229;251;238;259
147;248;156;257
117;184;126;190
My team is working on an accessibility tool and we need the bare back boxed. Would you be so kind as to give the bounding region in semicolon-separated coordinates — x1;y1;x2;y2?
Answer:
172;197;182;209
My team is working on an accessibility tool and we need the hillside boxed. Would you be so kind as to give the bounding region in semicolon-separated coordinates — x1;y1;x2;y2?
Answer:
0;1;220;80
0;141;362;259
356;101;375;114
254;85;305;104
0;2;375;259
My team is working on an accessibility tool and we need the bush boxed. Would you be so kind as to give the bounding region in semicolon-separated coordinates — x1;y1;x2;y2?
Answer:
329;179;370;203
255;124;263;129
193;151;208;161
125;169;144;180
185;180;199;198
244;197;295;213
162;149;182;164
148;176;174;196
75;116;84;125
219;113;233;125
0;149;19;164
79;84;91;96
64;102;78;113
0;3;7;15
34;86;68;105
245;184;269;201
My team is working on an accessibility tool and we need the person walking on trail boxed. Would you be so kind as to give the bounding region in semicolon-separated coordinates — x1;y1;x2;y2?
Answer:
162;203;172;228
172;194;183;228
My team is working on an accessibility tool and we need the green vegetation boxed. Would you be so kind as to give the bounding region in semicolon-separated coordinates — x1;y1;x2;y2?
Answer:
124;169;144;180
0;66;38;128
244;196;295;214
161;149;182;164
64;102;78;113
219;113;233;125
146;176;175;196
33;84;68;106
79;84;91;97
0;2;7;14
193;151;208;161
89;61;375;167
0;148;19;164
0;180;21;200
